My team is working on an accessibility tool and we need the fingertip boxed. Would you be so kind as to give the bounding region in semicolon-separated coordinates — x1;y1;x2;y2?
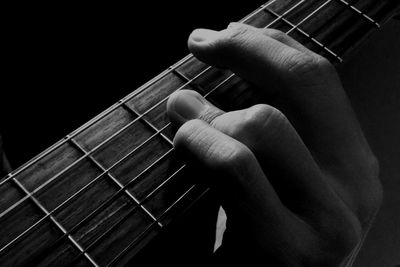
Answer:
189;28;219;45
167;89;207;125
188;28;223;67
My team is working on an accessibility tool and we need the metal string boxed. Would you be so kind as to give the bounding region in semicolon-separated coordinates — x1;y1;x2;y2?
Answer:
0;0;283;218
0;0;282;255
101;1;382;265
0;0;379;264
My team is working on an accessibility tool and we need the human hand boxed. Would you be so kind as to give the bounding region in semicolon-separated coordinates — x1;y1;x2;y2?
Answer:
167;23;382;266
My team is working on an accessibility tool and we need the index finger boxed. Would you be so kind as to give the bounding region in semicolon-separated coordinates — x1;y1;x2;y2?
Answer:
188;23;368;161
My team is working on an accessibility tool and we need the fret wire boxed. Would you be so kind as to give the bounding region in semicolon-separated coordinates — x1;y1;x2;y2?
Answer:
0;0;301;227
2;69;239;255
68;164;189;265
0;0;281;211
1;0;352;261
264;0;307;22
0;63;215;220
69;139;162;227
288;0;334;30
0;0;322;256
0;125;173;254
121;103;173;146
264;1;343;62
334;0;380;28
8;178;99;266
0;124;173;253
0;57;187;187
0;0;279;188
108;186;210;267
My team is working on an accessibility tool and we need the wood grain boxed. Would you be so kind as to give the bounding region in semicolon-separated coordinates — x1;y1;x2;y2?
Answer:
0;0;399;266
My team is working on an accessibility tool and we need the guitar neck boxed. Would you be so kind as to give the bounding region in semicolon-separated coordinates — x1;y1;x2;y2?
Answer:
1;0;399;266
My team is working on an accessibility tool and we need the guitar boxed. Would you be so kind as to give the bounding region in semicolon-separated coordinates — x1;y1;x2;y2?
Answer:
1;0;399;266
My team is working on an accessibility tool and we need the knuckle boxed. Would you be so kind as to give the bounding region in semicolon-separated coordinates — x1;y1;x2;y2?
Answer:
174;119;205;148
264;28;287;42
209;141;254;176
175;119;254;179
219;25;254;51
238;104;289;140
284;52;332;76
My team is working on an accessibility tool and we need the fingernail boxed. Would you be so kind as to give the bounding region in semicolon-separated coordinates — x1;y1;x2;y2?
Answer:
171;90;207;120
190;28;219;43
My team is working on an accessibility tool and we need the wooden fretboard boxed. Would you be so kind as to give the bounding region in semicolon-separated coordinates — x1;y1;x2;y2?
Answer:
0;0;398;266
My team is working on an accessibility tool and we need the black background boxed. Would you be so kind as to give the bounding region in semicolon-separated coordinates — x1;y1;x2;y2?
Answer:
1;1;261;167
1;2;400;266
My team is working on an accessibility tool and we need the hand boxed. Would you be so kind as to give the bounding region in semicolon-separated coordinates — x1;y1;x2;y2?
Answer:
167;23;382;266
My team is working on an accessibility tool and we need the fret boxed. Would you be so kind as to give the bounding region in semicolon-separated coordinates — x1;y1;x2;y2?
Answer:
335;0;380;28
30;149;179;266
124;71;194;139
127;151;183;202
142;166;196;225
85;206;154;265
72;168;203;266
70;138;162;227
2;0;399;265
174;56;208;82
53;172;119;231
207;74;263;111
264;5;343;62
30;158;98;213
0;219;65;266
0;199;43;249
313;3;373;56
73;194;139;248
0;180;24;214
88;117;155;168
11;177;97;266
109;184;208;267
125;71;190;114
122;103;173;146
110;135;172;186
16;142;83;192
245;4;277;27
31;241;80;267
177;65;234;96
353;0;400;24
75;106;137;152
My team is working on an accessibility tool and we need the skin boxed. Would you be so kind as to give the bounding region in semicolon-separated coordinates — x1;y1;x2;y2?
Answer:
167;23;382;266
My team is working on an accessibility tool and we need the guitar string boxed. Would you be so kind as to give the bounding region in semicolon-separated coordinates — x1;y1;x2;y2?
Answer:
3;0;366;260
0;70;239;260
0;0;279;189
0;2;281;239
0;0;306;256
67;1;348;264
0;0;364;212
1;0;331;224
58;1;384;264
82;0;347;264
0;0;281;253
0;0;305;222
0;0;378;191
1;0;375;262
2;0;376;260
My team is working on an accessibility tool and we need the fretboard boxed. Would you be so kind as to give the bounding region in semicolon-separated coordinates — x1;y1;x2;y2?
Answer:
0;0;398;266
